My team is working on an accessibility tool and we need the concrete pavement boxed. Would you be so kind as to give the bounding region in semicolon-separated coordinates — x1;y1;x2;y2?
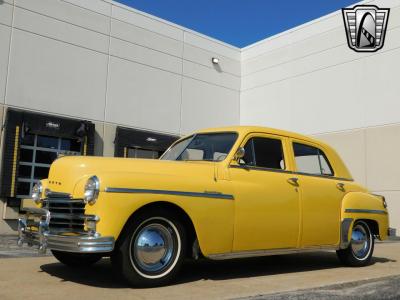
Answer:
0;242;399;300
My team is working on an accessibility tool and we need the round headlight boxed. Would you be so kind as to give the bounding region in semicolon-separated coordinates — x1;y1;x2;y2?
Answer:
31;182;43;204
84;176;100;204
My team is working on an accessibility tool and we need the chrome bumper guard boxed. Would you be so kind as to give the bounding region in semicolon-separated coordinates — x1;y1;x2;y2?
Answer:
18;207;114;254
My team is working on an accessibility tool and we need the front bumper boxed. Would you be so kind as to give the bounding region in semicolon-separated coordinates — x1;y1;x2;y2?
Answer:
18;207;114;254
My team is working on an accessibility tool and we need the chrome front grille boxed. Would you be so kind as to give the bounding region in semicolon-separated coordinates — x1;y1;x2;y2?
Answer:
43;198;86;233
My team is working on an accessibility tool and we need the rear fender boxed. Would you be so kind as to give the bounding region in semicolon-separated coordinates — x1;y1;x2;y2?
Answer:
340;192;389;249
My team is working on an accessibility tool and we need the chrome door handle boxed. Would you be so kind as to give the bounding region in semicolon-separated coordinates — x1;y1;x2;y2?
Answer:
287;177;299;186
336;182;345;191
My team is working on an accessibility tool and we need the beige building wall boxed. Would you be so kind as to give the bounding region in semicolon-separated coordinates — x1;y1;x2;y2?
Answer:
316;124;400;233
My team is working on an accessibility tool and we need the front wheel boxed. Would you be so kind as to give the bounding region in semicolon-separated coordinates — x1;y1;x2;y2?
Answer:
51;250;102;267
111;209;186;287
336;220;374;267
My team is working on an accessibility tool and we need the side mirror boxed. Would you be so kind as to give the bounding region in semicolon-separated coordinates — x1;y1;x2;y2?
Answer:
234;147;245;164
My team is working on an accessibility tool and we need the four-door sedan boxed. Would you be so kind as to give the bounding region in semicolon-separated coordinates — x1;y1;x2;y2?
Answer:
18;126;389;287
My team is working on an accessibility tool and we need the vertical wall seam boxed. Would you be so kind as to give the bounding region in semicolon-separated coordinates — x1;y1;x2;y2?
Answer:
3;0;15;105
178;31;185;136
103;3;112;141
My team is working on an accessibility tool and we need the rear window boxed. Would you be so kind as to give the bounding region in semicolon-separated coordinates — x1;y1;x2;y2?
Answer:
293;143;333;176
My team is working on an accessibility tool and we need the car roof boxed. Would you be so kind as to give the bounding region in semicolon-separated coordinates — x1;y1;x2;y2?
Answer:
195;125;325;146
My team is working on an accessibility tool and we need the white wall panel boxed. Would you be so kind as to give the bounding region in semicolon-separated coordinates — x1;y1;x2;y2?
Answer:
106;56;181;134
242;59;294;91
242;45;292;78
184;31;240;61
240;81;292;131
0;1;13;26
181;78;239;134
243;23;400;91
241;3;400;134
289;61;365;134
62;0;112;16
110;37;182;74
13;7;109;53
242;28;345;76
183;60;239;91
6;29;107;120
241;13;342;61
363;48;400;127
15;0;110;34
387;4;400;28
111;19;183;57
241;1;400;62
184;44;240;76
0;25;10;104
112;5;183;41
242;30;400;132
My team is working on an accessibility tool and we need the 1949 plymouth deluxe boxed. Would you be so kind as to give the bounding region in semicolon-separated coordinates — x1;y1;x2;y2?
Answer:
18;126;390;286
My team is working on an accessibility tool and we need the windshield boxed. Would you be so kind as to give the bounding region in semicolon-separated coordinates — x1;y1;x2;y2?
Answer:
161;133;238;162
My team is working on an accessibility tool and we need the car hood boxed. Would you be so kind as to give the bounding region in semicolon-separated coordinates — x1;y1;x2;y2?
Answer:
46;156;216;195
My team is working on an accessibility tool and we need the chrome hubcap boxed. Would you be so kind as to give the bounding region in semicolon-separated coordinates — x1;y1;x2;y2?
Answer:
351;224;370;259
133;223;174;273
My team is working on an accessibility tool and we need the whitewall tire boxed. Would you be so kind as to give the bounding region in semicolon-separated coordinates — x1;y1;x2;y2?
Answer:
336;220;374;267
111;209;186;287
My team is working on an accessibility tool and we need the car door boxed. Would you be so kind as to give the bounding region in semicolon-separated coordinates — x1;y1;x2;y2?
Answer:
290;139;346;247
230;133;300;252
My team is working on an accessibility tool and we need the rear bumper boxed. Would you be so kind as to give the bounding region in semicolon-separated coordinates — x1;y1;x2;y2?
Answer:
18;207;114;254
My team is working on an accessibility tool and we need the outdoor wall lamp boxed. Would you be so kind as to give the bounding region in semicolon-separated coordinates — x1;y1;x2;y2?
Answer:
211;57;219;64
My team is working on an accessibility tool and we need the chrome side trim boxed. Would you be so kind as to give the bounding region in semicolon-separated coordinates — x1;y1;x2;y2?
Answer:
230;165;354;182
340;218;353;249
105;187;234;200
345;208;388;215
207;245;338;260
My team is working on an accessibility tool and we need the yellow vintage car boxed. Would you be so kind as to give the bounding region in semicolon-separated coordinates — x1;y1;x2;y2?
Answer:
18;126;389;287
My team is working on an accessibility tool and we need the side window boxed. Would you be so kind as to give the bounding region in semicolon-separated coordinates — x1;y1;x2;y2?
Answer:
293;143;333;176
241;137;285;170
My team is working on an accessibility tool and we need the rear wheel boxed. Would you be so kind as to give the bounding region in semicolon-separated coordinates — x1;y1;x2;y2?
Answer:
51;250;102;267
336;220;374;267
111;209;186;287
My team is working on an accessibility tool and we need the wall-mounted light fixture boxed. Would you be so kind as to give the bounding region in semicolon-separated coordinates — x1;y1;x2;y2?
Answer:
211;57;219;64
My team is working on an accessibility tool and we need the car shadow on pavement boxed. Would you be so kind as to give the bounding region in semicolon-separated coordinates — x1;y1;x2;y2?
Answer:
39;251;395;289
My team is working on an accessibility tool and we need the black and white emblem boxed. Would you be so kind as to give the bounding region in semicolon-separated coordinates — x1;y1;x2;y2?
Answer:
342;5;390;52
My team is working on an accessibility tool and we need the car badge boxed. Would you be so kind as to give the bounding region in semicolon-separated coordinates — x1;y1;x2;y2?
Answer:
342;5;390;52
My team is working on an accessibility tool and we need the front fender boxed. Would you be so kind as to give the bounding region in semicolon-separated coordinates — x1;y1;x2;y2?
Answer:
83;171;235;256
340;192;389;247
